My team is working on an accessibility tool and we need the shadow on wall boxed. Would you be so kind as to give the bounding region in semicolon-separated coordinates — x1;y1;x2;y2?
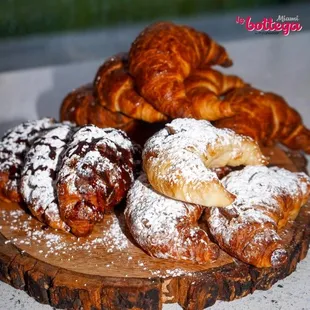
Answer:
0;119;28;136
0;59;101;136
35;60;102;120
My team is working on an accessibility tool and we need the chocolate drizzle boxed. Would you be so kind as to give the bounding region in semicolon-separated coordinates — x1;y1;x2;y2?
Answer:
0;118;56;202
21;123;75;231
57;125;135;236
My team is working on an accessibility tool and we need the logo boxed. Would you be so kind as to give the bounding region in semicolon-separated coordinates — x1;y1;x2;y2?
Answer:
236;15;302;36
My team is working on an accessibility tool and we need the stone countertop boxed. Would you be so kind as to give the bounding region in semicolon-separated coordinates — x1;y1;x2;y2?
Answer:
0;29;309;310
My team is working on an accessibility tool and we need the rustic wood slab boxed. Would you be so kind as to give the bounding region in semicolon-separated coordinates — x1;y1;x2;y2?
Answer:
0;146;309;310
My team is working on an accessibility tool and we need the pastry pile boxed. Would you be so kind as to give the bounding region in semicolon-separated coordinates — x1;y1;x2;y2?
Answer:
1;21;310;271
60;21;310;153
0;118;136;236
0;117;309;268
125;119;310;267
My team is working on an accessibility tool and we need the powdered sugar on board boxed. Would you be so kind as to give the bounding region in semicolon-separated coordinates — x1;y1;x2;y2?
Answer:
0;205;199;279
1;208;128;255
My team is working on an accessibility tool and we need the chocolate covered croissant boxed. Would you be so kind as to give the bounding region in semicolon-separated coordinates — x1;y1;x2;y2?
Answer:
0;118;56;203
129;22;232;118
57;125;135;236
0;119;136;236
205;166;310;267
21;123;74;231
143;118;267;207
125;174;219;263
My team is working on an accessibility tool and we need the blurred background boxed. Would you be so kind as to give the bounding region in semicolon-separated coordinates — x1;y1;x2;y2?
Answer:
0;0;307;38
0;0;309;72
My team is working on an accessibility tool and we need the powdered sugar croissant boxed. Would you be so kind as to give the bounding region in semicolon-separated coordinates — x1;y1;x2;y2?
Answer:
204;166;310;267
125;174;219;263
143;118;267;207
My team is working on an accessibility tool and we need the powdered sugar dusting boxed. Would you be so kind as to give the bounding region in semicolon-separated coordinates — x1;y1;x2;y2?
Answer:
58;125;134;201
21;123;74;231
125;174;219;263
68;125;133;152
92;215;128;252
0;118;56;197
2;206;203;278
207;166;310;266
56;125;135;235
142;118;266;203
1;208;128;256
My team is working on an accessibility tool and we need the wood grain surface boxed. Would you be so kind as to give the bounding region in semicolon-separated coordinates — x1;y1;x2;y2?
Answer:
0;145;309;310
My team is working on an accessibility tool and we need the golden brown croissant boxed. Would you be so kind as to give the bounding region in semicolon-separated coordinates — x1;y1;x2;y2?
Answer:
129;22;232;118
60;84;93;126
60;84;169;145
93;53;167;123
0;118;56;203
57;125;135;237
125;174;219;263
143;119;267;207
60;83;137;132
185;68;246;120
204;166;310;267
87;100;136;132
214;87;310;153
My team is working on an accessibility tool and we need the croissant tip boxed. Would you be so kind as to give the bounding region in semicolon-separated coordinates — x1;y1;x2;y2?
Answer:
221;58;233;68
270;248;288;267
261;156;269;165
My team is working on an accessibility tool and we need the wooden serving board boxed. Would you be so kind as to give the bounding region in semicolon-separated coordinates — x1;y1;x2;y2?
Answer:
0;146;309;310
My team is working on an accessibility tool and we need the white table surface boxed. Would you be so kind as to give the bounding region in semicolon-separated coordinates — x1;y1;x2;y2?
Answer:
0;31;309;310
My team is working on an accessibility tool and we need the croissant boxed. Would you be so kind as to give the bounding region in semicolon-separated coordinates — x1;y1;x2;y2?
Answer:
204;166;310;267
60;83;136;132
143;118;267;207
0;118;56;203
87;101;136;132
125;174;219;263
129;22;232;118
93;53;167;123
60;84;93;126
214;87;310;153
21;123;74;231
57;125;135;236
185;68;246;120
